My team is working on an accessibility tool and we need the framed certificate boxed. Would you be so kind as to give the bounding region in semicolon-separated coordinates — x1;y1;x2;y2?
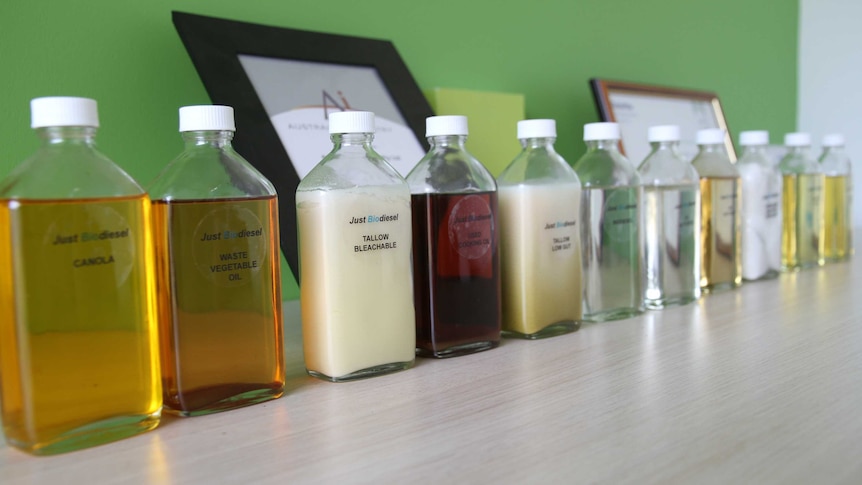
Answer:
590;78;736;164
173;11;434;279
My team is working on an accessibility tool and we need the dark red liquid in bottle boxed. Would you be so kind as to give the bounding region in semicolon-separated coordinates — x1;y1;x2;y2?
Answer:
411;191;501;357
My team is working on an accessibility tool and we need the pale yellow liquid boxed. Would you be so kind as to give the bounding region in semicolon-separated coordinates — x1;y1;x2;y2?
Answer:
823;175;851;262
296;186;415;381
699;176;742;291
781;174;825;270
498;184;581;338
0;195;161;455
153;196;284;415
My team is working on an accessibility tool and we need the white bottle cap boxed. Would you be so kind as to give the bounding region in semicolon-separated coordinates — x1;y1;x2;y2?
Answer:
647;125;680;142
426;115;468;137
31;96;99;128
784;132;811;146
328;110;375;134
584;122;620;141
822;133;845;147
179;105;235;132
696;128;726;145
517;119;556;139
739;130;769;146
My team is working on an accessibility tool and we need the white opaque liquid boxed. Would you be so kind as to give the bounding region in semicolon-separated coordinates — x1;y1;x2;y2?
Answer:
498;183;582;336
738;163;782;280
296;185;416;380
642;185;700;308
580;185;643;321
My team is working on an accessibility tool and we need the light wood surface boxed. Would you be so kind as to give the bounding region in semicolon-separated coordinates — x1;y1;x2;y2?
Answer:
2;243;861;483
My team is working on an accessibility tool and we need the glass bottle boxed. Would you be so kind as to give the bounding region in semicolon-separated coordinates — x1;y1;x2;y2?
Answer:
406;115;501;357
637;125;701;309
819;133;853;262
149;106;284;414
780;132;825;270
691;129;742;292
497;119;581;339
0;97;161;454
572;122;643;321
296;111;415;380
737;130;782;280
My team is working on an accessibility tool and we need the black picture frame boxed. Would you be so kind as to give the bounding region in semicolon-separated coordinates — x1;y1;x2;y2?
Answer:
172;11;434;280
590;78;736;163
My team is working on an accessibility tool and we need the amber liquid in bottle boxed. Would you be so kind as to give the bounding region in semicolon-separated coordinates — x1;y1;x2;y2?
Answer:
411;191;501;357
152;195;284;415
781;173;825;270
0;194;161;455
699;176;742;291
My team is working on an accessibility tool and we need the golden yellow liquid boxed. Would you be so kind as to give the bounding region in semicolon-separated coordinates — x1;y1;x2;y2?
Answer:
781;174;825;270
699;176;742;291
823;175;851;261
153;196;284;416
0;195;161;455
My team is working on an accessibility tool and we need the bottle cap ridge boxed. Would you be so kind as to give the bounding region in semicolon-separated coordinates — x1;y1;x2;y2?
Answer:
784;132;811;147
426;115;468;137
179;105;236;132
584;122;620;141
328;111;375;134
822;133;845;147
517;119;556;139
31;97;99;128
648;125;680;142
696;128;726;145
739;130;769;146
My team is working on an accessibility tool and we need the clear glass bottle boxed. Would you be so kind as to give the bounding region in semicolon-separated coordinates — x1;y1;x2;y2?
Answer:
0;97;161;454
780;132;825;270
572;122;643;321
819;133;853;262
737;130;782;280
497;119;581;339
406;115;500;357
148;106;284;413
691;129;742;292
296;111;415;380
637;125;701;309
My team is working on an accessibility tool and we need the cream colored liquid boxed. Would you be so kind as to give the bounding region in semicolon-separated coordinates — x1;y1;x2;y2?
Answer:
0;195;160;455
782;173;825;270
498;183;581;337
699;176;742;291
296;185;415;380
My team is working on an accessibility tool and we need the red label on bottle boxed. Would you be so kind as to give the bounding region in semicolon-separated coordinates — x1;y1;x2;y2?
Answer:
437;193;495;278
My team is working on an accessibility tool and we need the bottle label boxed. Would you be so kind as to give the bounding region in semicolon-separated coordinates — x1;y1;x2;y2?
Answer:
447;195;494;260
348;212;403;253
435;192;498;279
185;202;269;288
30;201;137;282
3;196;150;333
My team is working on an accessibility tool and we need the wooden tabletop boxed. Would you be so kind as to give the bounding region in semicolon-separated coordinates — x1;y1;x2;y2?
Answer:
2;242;861;484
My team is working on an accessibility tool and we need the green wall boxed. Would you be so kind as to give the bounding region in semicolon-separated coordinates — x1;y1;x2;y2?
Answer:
0;0;798;300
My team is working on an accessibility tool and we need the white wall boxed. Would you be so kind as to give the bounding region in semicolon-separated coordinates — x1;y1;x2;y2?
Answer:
798;0;862;226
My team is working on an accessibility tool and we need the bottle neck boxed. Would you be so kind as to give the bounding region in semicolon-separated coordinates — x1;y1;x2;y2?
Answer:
428;134;468;150
331;132;374;149
649;140;679;152
585;139;621;152
741;144;769;158
697;143;727;156
37;126;97;146
521;136;557;151
785;145;811;156
823;145;845;156
182;130;235;149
